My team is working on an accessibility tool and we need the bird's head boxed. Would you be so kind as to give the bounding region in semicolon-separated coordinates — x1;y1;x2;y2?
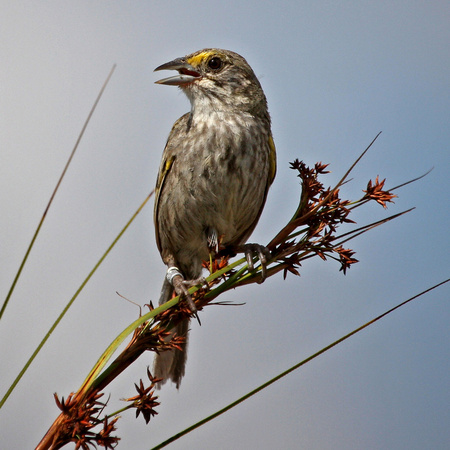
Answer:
154;48;268;117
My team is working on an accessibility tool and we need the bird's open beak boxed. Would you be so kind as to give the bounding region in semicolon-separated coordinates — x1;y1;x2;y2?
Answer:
154;57;201;86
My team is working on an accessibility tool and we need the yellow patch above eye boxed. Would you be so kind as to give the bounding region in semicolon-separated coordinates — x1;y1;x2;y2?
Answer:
187;51;218;67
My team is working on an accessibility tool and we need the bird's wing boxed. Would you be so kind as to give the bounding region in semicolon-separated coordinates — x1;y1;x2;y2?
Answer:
153;113;190;253
232;133;277;246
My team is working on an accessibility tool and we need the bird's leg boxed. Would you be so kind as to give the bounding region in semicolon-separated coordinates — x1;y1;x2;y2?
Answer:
166;266;204;324
235;243;272;283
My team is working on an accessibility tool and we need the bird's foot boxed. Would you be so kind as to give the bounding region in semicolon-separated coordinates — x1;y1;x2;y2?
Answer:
166;267;205;324
236;243;272;283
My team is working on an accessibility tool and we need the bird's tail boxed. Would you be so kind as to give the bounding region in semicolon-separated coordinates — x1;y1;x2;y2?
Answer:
153;277;190;389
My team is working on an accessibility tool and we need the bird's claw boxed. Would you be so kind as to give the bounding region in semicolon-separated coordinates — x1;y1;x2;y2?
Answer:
238;243;271;283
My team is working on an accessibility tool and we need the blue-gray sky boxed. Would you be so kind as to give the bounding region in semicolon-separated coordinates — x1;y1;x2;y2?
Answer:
1;2;449;449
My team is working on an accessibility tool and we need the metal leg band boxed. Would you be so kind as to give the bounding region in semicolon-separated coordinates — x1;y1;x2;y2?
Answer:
166;266;183;285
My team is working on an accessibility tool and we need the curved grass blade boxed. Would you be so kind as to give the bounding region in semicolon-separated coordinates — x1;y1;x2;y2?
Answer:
0;65;116;320
0;191;153;409
151;278;449;449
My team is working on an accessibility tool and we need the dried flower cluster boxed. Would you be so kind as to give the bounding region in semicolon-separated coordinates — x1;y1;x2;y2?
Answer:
363;175;397;208
49;391;119;449
123;368;160;424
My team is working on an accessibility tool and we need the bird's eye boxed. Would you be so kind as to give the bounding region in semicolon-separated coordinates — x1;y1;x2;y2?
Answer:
208;57;223;71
